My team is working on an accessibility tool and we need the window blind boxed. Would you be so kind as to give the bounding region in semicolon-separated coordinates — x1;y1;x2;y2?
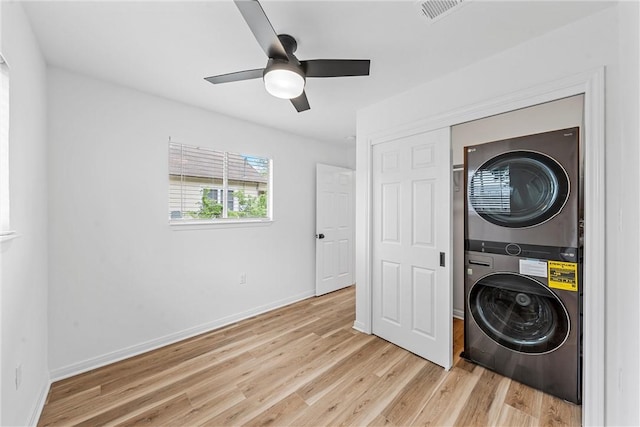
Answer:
168;142;270;221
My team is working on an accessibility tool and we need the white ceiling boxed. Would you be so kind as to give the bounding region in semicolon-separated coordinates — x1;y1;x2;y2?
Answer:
22;0;614;144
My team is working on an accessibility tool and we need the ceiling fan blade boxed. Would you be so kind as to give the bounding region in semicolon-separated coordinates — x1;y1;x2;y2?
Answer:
205;68;264;84
290;91;310;112
234;0;288;60
302;59;370;78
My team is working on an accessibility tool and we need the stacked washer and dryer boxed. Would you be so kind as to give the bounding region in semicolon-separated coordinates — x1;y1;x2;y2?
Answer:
463;127;582;404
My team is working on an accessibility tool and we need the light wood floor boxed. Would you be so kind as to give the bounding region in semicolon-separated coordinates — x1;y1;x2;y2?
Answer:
38;286;581;426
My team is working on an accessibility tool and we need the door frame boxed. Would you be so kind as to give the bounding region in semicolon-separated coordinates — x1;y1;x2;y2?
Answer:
356;67;605;426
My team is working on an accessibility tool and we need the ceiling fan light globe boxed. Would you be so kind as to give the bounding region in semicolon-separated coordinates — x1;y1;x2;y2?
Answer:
264;68;305;99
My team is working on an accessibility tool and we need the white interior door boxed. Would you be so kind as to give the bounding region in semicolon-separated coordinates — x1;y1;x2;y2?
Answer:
372;127;452;369
315;164;355;296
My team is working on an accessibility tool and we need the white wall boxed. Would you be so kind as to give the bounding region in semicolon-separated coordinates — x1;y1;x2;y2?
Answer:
357;3;638;425
0;3;50;426
47;68;353;377
450;95;584;318
605;2;640;424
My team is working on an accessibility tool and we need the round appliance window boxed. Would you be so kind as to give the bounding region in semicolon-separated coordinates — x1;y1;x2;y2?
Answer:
468;273;569;354
468;151;570;228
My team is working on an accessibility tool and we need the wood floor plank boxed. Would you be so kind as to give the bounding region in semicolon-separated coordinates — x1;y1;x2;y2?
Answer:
199;311;373;424
249;309;319;337
496;404;540;427
288;373;381;427
453;368;507;426
539;393;582;426
197;389;277;426
47;323;245;402
243;330;375;416
109;393;192;427
201;332;375;427
70;359;241;427
246;317;322;359
244;329;370;401
381;361;446;426
99;349;220;396
179;353;258;407
487;374;513;425
372;344;411;378
241;392;308;427
295;338;390;404
309;289;351;306
504;379;544;418
312;315;353;337
238;333;323;397
368;413;393;426
174;386;246;426
43;350;241;426
330;352;427;426
411;366;482;426
38;287;581;427
185;340;334;427
38;385;101;424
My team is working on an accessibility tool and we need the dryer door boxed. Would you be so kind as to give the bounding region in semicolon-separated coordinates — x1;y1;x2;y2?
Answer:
468;151;570;228
468;272;570;354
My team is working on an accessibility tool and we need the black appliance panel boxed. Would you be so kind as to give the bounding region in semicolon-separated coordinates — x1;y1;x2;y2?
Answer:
463;251;582;404
465;127;579;248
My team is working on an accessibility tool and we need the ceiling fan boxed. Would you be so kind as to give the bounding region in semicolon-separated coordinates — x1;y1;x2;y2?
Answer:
204;0;371;112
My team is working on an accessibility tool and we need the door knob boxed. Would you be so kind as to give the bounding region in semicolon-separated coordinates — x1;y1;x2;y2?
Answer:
316;233;325;239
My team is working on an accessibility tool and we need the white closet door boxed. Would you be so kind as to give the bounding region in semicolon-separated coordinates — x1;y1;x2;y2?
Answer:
372;127;452;369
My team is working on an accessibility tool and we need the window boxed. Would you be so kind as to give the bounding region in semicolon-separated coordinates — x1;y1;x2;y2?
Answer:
168;142;271;223
205;189;234;212
0;53;12;238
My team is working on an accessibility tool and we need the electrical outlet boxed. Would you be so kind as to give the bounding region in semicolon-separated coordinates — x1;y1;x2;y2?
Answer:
15;365;22;390
239;273;247;285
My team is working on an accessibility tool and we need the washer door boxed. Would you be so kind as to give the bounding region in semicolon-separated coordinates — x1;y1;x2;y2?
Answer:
468;273;570;354
468;151;570;228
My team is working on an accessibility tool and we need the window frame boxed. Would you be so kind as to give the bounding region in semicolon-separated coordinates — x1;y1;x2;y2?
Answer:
168;141;273;228
0;52;15;241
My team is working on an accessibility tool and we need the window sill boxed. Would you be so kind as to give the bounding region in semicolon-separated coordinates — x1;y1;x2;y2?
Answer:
0;230;18;243
169;219;274;230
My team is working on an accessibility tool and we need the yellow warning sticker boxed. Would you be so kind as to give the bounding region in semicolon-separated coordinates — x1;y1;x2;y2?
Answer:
548;261;578;292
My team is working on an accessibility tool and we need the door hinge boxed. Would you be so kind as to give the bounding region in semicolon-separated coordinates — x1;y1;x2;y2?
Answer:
440;252;445;267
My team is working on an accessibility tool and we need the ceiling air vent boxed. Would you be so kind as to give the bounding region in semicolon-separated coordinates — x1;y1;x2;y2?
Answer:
415;0;468;23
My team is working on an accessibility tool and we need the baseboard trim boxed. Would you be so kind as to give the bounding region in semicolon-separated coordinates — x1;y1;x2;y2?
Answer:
50;290;316;382
453;308;465;320
28;378;51;427
352;320;369;334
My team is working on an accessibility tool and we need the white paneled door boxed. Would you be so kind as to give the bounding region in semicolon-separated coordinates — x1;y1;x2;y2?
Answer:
372;127;452;369
316;164;355;296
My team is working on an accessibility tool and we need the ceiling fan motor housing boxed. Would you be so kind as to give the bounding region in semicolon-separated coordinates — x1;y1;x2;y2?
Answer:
264;58;304;78
277;34;298;56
